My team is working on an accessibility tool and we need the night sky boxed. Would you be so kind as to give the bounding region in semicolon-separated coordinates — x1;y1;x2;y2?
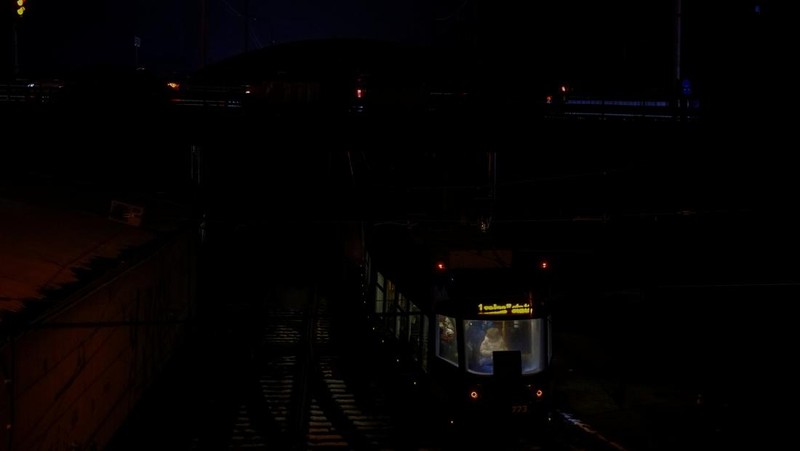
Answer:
7;0;446;78
0;2;711;74
2;0;785;114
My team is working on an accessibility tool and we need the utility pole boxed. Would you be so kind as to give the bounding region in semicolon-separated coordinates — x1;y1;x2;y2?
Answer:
199;0;208;69
134;36;141;69
674;0;682;83
12;0;27;78
674;0;685;120
243;0;249;53
12;20;20;78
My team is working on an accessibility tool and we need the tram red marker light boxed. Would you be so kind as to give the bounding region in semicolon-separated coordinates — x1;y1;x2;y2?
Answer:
469;390;479;400
535;389;544;398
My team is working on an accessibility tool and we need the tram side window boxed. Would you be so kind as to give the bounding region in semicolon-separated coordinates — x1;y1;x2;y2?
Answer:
375;272;385;315
420;315;430;372
395;293;408;341
408;300;421;359
547;315;553;365
436;314;458;365
387;280;397;334
364;253;372;287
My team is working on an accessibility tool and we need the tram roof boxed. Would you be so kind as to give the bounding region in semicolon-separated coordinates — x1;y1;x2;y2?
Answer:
439;265;548;301
367;220;545;289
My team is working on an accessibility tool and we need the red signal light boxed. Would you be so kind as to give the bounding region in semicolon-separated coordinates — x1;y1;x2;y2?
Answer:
435;261;446;271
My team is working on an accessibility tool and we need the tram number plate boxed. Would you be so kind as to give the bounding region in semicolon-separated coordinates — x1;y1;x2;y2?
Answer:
511;404;528;414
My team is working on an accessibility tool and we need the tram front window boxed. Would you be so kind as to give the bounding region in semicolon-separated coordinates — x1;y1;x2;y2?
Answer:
436;314;458;365
464;319;544;375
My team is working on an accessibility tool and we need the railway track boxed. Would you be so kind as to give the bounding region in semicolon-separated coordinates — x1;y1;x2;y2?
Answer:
104;228;624;451
105;276;599;451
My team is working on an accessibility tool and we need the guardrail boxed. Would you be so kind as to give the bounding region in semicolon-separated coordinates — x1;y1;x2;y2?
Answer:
544;96;700;122
0;80;64;104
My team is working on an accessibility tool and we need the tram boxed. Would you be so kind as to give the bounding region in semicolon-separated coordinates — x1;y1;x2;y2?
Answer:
352;223;555;431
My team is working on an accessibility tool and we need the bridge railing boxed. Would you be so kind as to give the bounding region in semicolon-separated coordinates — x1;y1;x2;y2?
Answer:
544;95;701;122
0;80;64;104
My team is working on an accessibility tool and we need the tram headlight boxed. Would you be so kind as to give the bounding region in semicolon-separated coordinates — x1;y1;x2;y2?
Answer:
468;386;482;401
528;384;545;399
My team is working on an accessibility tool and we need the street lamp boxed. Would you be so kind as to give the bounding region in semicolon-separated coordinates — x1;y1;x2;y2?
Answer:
13;0;28;77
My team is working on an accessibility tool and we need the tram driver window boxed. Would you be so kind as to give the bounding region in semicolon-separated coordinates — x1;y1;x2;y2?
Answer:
464;320;491;373
436;314;458;365
479;327;507;366
465;319;544;375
